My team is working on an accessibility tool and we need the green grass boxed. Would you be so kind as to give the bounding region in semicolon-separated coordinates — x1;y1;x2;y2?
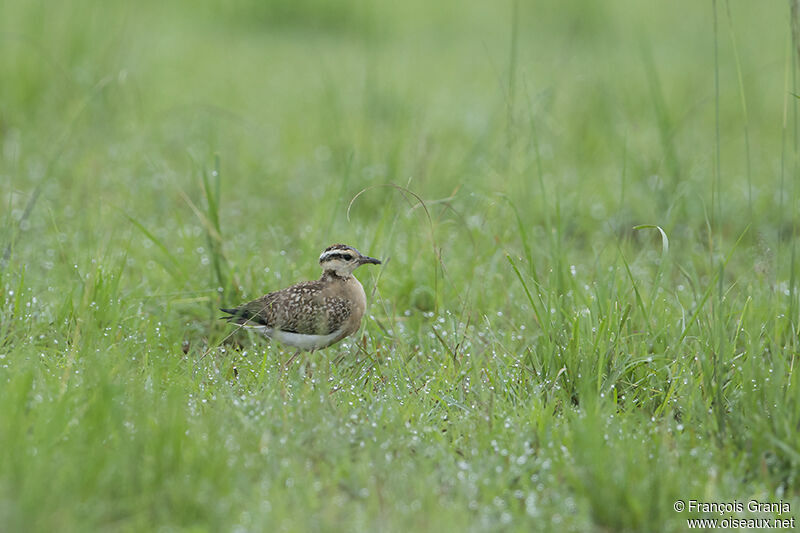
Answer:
1;0;799;531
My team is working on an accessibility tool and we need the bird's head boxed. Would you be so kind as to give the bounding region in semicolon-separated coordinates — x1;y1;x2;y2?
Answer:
319;244;381;277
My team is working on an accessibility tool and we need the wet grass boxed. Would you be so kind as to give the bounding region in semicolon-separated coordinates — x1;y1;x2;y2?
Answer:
1;0;798;531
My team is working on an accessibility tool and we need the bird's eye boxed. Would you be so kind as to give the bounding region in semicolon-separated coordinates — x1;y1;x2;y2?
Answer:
342;254;353;261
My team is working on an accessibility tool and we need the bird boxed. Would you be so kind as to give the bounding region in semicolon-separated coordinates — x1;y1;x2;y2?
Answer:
220;244;382;365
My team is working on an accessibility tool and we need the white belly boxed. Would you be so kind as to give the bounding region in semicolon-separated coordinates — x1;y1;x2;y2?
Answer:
249;326;344;351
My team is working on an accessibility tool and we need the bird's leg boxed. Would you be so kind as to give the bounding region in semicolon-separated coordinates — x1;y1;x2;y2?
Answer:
284;349;301;368
304;350;316;379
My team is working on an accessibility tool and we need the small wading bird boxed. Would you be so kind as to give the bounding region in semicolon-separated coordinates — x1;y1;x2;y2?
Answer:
220;244;382;365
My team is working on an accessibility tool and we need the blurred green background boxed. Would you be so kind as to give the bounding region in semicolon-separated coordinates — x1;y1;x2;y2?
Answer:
1;0;791;275
1;1;798;531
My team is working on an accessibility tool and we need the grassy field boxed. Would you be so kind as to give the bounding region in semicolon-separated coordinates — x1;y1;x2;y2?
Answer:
1;0;799;531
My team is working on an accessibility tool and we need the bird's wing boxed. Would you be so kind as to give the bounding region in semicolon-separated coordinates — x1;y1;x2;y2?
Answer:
221;281;351;335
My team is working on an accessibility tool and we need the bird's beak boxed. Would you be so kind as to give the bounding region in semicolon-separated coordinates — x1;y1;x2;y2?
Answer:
360;255;382;265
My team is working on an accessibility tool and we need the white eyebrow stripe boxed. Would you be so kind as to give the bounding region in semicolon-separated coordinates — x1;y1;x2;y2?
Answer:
319;250;354;262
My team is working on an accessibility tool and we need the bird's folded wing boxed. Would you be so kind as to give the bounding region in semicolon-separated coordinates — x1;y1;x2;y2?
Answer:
223;282;351;335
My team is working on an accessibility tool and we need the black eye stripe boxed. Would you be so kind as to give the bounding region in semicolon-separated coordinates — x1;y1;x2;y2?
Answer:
321;252;354;262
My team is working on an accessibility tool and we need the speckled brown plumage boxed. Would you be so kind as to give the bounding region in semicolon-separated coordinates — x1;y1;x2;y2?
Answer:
221;273;352;335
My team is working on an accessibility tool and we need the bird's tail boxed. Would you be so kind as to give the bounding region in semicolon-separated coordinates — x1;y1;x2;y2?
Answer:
219;307;261;326
219;307;242;321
